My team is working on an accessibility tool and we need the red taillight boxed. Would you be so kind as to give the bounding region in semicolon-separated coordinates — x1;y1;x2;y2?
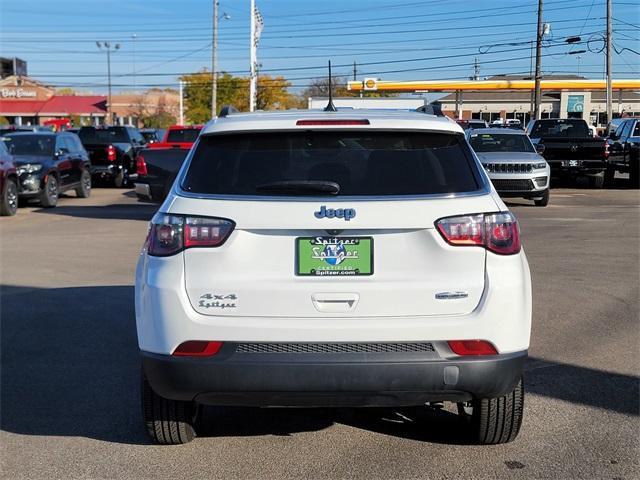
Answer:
107;144;116;162
603;141;610;159
146;213;235;257
448;340;498;356
136;155;148;176
296;119;370;126
173;341;223;357
436;212;521;255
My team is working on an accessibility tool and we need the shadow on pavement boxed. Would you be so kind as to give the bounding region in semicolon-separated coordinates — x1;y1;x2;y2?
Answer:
1;284;638;445
31;203;157;221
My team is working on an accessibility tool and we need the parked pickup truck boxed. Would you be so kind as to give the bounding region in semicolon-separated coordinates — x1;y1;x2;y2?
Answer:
606;117;639;187
134;147;190;202
526;119;608;188
78;126;147;187
148;125;202;150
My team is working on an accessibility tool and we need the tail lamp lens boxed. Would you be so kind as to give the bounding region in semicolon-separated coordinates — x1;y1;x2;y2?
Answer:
136;155;148;176
436;212;521;255
146;213;234;256
448;340;498;356
107;144;116;162
173;341;223;357
603;141;610;159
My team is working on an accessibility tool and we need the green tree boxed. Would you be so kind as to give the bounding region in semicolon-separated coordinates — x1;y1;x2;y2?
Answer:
143;111;176;128
257;75;299;110
55;87;76;96
180;70;299;122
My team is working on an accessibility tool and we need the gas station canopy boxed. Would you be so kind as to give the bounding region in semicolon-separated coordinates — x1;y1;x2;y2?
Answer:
347;78;640;92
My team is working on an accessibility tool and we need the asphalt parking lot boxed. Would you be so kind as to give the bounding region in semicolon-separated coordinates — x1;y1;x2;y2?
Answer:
1;184;638;480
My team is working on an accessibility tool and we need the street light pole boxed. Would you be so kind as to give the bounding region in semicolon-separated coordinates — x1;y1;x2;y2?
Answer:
606;0;613;123
212;0;218;118
132;33;137;93
533;0;544;120
97;41;120;126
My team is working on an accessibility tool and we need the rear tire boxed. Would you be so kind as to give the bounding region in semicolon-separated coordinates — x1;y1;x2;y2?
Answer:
39;175;59;208
75;170;92;198
113;166;129;188
630;159;639;189
142;373;197;445
458;377;524;445
1;178;18;216
533;189;549;207
604;167;616;188
588;172;605;189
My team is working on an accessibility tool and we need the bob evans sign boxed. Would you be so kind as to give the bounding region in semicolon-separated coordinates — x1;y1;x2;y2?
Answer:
1;88;37;99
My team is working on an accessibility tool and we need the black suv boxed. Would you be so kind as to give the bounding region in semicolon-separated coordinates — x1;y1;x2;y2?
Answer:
3;131;92;207
606;117;639;187
78;126;146;187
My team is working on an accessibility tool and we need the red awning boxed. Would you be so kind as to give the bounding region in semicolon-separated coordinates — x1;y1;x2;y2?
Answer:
0;95;107;116
0;100;47;114
40;96;107;115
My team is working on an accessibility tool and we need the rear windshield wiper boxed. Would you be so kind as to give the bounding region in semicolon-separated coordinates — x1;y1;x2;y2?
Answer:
255;180;340;195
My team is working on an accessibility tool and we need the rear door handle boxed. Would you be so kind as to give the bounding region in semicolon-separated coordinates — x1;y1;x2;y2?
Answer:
312;293;359;313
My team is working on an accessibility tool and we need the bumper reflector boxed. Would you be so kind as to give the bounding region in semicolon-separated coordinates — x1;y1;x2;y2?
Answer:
447;340;498;356
173;341;223;357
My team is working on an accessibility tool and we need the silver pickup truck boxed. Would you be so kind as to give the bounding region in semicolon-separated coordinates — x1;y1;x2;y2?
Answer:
467;128;551;207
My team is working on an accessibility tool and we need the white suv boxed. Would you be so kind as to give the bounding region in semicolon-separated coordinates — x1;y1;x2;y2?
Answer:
136;109;532;445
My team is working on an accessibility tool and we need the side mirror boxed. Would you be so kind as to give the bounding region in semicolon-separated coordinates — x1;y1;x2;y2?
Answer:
608;133;618;141
535;144;545;155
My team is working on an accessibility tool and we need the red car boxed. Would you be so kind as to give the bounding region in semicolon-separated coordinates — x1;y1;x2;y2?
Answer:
148;125;202;150
0;138;18;216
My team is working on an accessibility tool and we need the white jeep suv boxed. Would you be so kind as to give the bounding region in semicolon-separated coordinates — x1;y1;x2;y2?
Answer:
135;109;532;445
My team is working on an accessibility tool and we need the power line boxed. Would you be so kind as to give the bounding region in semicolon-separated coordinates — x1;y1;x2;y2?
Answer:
29;40;590;79
0;16;607;43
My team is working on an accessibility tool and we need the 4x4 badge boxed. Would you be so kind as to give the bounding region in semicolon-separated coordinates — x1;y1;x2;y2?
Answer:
314;205;356;221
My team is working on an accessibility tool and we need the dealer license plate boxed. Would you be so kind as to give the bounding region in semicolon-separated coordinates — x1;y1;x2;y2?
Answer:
295;237;373;276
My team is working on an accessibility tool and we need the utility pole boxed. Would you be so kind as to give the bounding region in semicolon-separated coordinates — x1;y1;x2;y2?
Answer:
96;41;120;125
473;57;480;81
606;0;613;123
533;0;544;120
212;0;218;118
179;80;184;125
353;61;357;81
249;0;256;112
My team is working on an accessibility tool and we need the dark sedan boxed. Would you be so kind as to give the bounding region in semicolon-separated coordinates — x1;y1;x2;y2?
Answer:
3;131;92;208
0;138;18;216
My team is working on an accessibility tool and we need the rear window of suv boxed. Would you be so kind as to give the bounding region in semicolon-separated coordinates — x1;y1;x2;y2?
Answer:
166;128;200;143
181;131;482;196
78;127;128;144
529;119;590;138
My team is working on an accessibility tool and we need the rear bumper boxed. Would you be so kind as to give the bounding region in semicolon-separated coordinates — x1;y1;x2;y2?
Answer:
91;164;118;176
499;189;547;198
134;182;151;198
141;347;527;406
547;159;607;174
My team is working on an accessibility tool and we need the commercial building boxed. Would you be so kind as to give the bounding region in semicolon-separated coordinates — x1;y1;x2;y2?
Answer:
346;75;640;127
0;57;179;127
437;76;640;126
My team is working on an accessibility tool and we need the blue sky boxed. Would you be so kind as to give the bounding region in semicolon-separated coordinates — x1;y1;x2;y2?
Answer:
0;0;638;94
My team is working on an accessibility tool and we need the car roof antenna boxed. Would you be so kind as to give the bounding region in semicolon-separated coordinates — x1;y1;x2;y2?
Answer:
324;61;337;112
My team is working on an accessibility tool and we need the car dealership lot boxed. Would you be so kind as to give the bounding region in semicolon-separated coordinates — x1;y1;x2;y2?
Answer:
1;187;638;479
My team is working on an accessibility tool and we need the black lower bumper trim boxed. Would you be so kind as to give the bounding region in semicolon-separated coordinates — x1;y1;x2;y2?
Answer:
141;346;527;407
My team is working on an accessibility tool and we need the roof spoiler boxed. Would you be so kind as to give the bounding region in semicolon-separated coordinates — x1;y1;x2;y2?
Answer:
416;102;444;117
218;105;239;118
